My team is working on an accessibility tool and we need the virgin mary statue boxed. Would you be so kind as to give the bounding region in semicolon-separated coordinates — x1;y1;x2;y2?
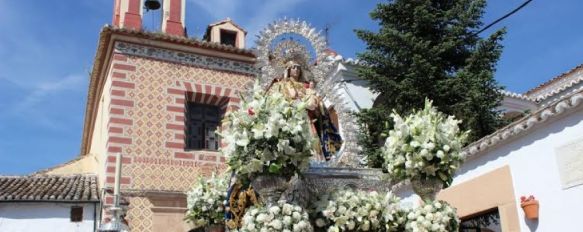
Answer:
267;60;342;161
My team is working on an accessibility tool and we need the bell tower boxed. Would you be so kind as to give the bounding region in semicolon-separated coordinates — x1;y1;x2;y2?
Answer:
161;0;186;36
112;0;186;36
112;0;143;30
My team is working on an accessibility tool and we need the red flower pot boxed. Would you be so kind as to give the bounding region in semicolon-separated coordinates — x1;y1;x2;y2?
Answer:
521;200;539;220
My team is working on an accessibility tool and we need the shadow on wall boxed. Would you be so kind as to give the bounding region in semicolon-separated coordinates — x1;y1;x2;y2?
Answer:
526;217;539;231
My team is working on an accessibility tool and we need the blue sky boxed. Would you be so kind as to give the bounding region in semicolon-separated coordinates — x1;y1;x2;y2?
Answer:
1;0;582;175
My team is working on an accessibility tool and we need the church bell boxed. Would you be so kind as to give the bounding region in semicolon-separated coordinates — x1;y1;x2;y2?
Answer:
144;0;161;11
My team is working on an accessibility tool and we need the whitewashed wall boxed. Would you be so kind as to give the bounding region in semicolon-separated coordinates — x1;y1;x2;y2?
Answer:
396;108;583;231
332;62;377;111
0;202;97;232
456;109;583;231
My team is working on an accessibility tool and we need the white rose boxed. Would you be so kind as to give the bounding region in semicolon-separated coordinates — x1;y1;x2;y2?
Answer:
347;220;356;230
426;212;434;220
328;226;340;232
361;220;370;231
269;206;281;215
436;150;445;159
293;205;302;212
422;219;431;228
431;223;440;231
292;212;301;221
410;141;420;147
443;145;450;152
283;216;292;226
337;206;347;214
269;219;283;230
256;213;267;223
407;212;415;220
426;142;435;150
282;204;293;215
246;223;256;231
424;204;433;212
297;221;308;229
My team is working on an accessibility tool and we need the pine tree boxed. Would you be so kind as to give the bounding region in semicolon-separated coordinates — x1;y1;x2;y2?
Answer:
355;0;506;168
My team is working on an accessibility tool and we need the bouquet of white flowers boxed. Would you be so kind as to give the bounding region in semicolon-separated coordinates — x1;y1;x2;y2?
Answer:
315;189;404;232
382;192;407;232
185;172;228;228
382;99;468;186
221;83;314;179
240;200;313;232
405;200;459;232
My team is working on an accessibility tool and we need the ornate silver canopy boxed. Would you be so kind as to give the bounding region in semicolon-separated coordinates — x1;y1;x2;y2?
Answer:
254;19;364;167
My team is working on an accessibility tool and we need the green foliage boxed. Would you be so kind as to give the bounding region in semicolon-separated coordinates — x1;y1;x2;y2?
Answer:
355;0;506;167
355;108;392;169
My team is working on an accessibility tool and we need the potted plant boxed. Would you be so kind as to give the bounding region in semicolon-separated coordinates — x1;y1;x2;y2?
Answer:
520;195;539;220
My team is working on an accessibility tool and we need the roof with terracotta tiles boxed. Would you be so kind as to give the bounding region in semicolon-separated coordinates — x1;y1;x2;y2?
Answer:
103;26;254;57
525;64;583;98
0;175;99;202
206;18;248;34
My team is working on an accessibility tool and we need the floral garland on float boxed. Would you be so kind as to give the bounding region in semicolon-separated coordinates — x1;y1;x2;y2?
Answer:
185;172;229;230
184;97;467;232
313;189;406;232
405;200;459;232
383;99;468;201
240;200;313;232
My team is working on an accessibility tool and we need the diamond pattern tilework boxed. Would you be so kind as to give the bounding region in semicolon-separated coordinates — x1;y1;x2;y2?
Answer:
121;56;253;192
126;197;154;232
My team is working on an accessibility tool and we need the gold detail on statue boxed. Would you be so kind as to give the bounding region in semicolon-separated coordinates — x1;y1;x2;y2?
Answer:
225;183;258;229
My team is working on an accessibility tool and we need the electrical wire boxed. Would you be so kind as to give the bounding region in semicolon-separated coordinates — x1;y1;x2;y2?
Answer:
475;0;534;35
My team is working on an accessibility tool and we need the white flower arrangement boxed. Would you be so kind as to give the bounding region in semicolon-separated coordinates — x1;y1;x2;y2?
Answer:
240;200;313;232
221;83;314;179
382;192;407;231
382;99;469;186
405;200;459;232
185;172;228;228
315;189;405;231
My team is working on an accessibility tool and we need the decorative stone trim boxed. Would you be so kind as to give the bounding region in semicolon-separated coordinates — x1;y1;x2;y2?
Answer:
462;90;583;159
114;42;257;76
105;54;136;190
